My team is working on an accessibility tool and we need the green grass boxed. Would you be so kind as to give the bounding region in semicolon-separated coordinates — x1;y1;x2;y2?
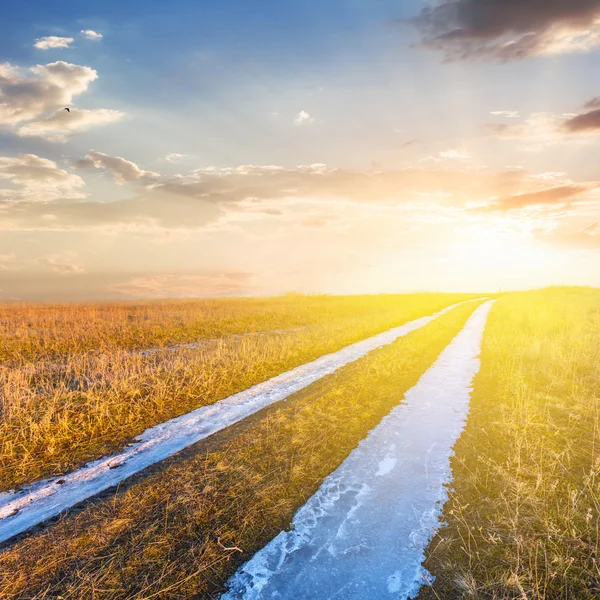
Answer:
0;301;480;599
0;293;475;492
421;288;600;599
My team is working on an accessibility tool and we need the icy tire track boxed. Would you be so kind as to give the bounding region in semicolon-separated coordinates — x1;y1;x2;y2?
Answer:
222;301;495;600
0;302;474;545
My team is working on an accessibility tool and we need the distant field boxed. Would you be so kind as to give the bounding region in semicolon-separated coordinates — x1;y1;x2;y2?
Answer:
0;294;476;363
0;293;475;491
421;288;600;599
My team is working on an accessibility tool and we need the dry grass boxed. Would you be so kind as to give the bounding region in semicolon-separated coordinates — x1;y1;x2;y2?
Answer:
0;301;480;599
0;293;474;492
0;294;470;363
421;288;600;600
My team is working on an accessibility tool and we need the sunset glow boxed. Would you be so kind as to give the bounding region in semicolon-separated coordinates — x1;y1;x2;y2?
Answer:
1;1;600;300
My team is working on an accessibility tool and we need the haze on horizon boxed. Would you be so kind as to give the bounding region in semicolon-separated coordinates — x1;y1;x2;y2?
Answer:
1;0;600;301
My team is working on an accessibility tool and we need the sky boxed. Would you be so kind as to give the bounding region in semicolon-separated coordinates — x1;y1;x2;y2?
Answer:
1;0;600;300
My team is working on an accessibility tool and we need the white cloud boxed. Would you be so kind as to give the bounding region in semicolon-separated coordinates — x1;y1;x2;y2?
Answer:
80;30;103;41
0;61;98;125
37;253;85;275
294;110;314;126
34;36;74;50
537;23;600;56
75;151;160;185
439;149;472;160
164;153;187;163
18;108;124;142
491;111;520;118
0;153;86;202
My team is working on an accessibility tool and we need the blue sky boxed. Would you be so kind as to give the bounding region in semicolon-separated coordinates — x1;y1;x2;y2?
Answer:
1;0;600;299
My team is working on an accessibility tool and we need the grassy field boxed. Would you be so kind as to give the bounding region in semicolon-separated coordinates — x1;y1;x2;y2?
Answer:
0;301;481;599
421;288;600;599
0;294;474;363
0;293;475;492
3;288;598;599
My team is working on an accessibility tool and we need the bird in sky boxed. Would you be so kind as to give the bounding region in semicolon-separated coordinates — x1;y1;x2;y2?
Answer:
63;107;71;112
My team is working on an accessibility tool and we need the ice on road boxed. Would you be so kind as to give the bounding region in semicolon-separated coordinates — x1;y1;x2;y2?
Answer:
222;301;495;600
0;301;477;546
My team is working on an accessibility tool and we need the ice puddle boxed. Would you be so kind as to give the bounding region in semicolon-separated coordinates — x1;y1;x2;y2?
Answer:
222;300;495;600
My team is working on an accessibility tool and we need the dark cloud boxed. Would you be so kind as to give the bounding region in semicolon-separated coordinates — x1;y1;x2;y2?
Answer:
563;108;600;132
585;97;600;109
409;0;600;61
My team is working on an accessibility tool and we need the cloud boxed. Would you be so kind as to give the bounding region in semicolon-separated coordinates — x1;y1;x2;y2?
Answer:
36;254;85;275
581;221;600;236
164;153;187;163
0;157;533;233
80;30;103;41
563;108;600;132
0;153;86;202
18;108;124;142
75;151;160;184
0;61;97;125
490;111;520;118
481;185;591;211
439;148;472;160
108;272;253;298
484;112;594;148
294;110;314;126
34;36;74;50
6;152;596;234
409;0;600;61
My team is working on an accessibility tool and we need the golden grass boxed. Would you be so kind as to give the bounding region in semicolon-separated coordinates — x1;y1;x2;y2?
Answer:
421;288;600;600
0;294;470;362
0;301;480;599
0;293;475;491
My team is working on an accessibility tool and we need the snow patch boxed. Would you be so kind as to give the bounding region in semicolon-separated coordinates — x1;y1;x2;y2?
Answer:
375;445;397;476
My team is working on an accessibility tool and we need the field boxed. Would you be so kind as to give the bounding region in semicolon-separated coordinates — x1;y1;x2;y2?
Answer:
1;289;599;599
0;293;475;491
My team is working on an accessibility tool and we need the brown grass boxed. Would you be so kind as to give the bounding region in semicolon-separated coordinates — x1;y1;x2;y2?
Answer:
0;294;472;362
0;293;475;491
0;300;479;599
